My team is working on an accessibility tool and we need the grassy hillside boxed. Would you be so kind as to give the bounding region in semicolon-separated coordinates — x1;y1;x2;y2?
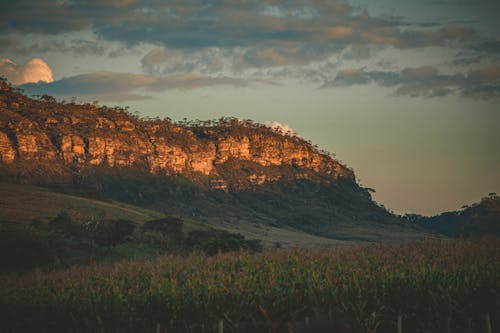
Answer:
50;168;431;245
0;181;355;248
0;182;358;275
0;181;165;225
0;182;263;274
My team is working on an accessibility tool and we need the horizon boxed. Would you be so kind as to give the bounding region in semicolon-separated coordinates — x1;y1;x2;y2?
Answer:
1;0;499;215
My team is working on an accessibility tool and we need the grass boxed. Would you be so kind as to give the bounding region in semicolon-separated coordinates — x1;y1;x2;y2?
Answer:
0;182;165;225
0;238;497;333
0;181;211;235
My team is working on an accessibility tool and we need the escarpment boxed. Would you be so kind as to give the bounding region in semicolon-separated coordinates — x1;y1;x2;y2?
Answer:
0;79;353;189
1;78;419;242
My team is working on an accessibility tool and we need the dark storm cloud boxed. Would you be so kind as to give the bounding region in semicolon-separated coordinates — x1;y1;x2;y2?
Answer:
324;66;500;100
19;71;251;102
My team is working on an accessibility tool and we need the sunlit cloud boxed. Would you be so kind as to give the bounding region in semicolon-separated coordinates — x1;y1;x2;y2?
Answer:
265;121;299;137
0;57;53;85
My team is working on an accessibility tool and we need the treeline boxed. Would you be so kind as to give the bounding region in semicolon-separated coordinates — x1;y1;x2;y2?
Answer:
0;212;262;275
404;194;500;237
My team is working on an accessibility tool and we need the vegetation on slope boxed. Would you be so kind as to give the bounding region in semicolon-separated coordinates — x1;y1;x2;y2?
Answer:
406;193;500;237
0;182;262;274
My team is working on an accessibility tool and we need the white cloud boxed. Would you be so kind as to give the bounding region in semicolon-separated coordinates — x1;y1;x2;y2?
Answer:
0;57;53;85
265;121;299;137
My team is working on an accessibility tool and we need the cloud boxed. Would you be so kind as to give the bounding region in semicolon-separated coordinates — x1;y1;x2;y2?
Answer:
242;47;310;67
0;35;108;57
0;57;53;85
1;1;496;100
265;121;299;137
461;66;500;99
473;40;500;54
259;4;319;20
140;47;168;73
18;71;251;101
0;1;479;52
324;66;500;100
0;1;93;34
327;68;400;87
139;46;233;76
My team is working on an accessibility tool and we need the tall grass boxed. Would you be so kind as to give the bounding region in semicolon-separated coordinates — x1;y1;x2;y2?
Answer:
1;238;498;332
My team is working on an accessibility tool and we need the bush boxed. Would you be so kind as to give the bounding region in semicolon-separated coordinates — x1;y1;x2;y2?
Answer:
0;225;53;274
92;219;136;247
186;229;262;255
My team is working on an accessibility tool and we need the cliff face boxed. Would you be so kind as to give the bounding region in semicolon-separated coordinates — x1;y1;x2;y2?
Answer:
0;79;353;189
0;79;417;243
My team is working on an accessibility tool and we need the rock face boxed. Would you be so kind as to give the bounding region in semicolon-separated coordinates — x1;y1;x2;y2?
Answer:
0;79;354;188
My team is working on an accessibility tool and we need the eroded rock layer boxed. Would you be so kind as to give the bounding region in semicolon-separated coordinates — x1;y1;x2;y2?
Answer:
0;79;353;189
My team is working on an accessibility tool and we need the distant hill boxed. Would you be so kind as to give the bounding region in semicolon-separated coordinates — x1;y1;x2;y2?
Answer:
406;194;500;237
0;78;433;243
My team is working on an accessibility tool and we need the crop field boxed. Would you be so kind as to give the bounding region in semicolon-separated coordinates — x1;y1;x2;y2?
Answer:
0;238;498;332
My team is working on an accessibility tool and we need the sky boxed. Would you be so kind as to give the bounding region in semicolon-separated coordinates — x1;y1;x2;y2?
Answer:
1;0;499;215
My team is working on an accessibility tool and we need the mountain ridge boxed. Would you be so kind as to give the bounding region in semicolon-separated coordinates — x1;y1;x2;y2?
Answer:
0;78;353;191
0;77;432;243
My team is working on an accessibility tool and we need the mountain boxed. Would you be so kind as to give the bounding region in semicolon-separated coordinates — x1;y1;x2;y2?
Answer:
0;78;429;243
408;194;500;237
0;78;352;187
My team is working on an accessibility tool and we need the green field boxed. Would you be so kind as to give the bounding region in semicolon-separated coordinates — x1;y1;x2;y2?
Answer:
1;238;498;333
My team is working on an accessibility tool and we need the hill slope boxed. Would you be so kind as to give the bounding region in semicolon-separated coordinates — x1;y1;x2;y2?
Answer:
0;181;355;248
0;181;164;225
1;182;272;273
0;78;430;242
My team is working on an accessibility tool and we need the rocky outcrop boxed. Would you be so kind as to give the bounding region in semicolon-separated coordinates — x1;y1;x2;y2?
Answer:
8;120;58;161
0;132;16;162
61;135;86;164
0;79;354;188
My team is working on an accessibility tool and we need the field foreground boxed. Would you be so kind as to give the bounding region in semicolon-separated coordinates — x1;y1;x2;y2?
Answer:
0;238;498;333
